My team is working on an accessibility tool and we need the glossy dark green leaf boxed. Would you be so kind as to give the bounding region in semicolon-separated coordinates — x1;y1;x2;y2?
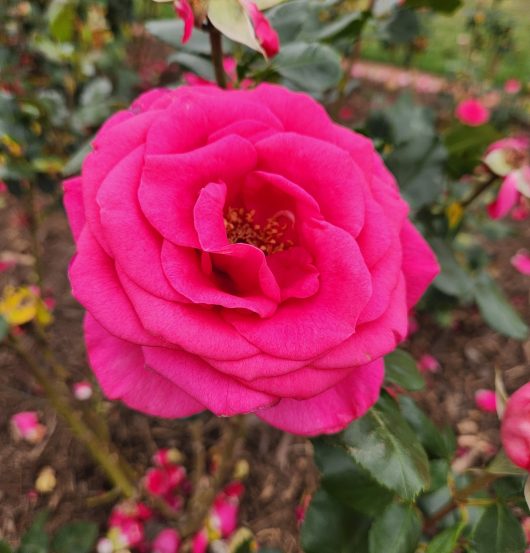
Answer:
50;522;97;553
425;524;465;553
369;503;422;553
301;489;371;553
381;8;421;45
273;42;342;92
313;440;394;516
473;272;528;340
399;396;455;459
385;349;425;391
473;504;525;553
342;398;430;501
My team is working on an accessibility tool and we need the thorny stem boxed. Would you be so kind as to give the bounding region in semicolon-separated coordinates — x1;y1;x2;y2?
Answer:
8;335;137;498
423;472;499;532
179;416;246;541
208;24;227;89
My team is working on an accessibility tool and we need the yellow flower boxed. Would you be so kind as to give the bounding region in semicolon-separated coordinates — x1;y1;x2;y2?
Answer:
446;202;464;229
0;286;53;326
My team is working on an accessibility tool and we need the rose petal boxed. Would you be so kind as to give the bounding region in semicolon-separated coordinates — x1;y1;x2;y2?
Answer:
63;177;85;243
487;173;520;219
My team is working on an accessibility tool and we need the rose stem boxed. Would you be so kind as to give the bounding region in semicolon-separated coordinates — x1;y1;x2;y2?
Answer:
179;416;246;540
208;24;227;89
461;173;498;209
7;334;137;498
423;472;500;533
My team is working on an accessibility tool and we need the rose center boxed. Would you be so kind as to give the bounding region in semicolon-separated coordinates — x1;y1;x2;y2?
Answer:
223;207;294;255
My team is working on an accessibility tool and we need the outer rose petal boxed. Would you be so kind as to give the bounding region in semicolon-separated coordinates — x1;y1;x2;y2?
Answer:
174;0;194;44
487;173;520;219
400;221;440;308
85;315;204;418
256;359;384;436
501;382;530;471
63;177;85;243
242;0;280;58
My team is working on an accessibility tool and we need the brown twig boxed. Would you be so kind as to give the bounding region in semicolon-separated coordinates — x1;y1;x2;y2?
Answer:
208;24;226;88
461;173;498;209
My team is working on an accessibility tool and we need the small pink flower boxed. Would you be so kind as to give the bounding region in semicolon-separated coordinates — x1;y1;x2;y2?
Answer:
475;389;497;413
504;79;522;95
418;354;440;374
73;381;93;401
242;0;280;58
10;411;46;444
0;260;15;272
455;98;490;126
152;529;181;553
501;382;530;471
174;0;194;44
211;496;239;538
191;530;208;553
511;250;530;276
144;467;172;496
153;448;181;467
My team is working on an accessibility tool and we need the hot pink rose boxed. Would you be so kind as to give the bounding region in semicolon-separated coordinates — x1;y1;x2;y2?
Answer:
64;85;438;436
455;98;490;127
501;382;530;471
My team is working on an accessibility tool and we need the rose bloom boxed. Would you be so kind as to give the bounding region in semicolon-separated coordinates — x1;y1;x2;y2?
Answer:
501;382;530;471
455;98;490;127
64;85;438;436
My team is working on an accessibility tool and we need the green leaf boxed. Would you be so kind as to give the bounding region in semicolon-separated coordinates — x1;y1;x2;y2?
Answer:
267;0;317;43
301;489;371;553
18;512;49;553
273;42;342;92
385;349;425;391
313;440;394;516
312;12;367;41
487;451;527;477
47;0;77;42
0;541;13;553
0;315;8;341
168;52;215;81
426;524;465;553
342;397;430;501
369;503;422;553
473;504;526;553
399;396;455;459
62;139;92;177
429;239;474;299
50;522;97;553
473;272;528;340
381;8;421;45
208;0;263;54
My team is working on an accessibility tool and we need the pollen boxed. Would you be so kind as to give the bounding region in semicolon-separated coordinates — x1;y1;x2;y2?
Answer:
224;207;294;255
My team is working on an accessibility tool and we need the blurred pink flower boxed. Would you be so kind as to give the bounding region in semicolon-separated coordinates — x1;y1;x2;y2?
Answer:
338;106;354;121
484;137;530;219
501;382;530;471
475;389;497;413
10;411;46;444
152;529;181;553
504;79;522;95
174;0;194;44
512;200;530;221
418;354;440;374
511;250;530;275
73;381;93;401
455;98;490;126
191;530;208;553
0;180;7;193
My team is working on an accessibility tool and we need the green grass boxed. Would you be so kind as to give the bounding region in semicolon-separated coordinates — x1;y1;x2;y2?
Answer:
360;0;530;85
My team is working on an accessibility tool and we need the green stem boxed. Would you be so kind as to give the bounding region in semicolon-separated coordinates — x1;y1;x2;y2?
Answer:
424;472;499;532
208;24;227;88
461;174;498;209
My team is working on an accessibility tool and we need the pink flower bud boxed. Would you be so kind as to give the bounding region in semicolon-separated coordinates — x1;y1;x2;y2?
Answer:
153;448;182;467
115;518;144;548
152;529;181;553
475;389;497;413
511;250;530;276
455;98;490;127
295;493;312;526
501;382;530;471
191;529;208;553
73;381;93;401
242;0;280;58
504;79;522;95
418;354;440;374
10;411;46;444
144;467;171;496
174;0;194;44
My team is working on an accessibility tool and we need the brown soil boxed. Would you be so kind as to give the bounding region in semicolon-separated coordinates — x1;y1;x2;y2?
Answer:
0;186;529;552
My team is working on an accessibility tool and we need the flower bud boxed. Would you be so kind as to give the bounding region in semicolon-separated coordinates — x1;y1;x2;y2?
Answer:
10;411;46;444
73;381;93;401
475;389;497;413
